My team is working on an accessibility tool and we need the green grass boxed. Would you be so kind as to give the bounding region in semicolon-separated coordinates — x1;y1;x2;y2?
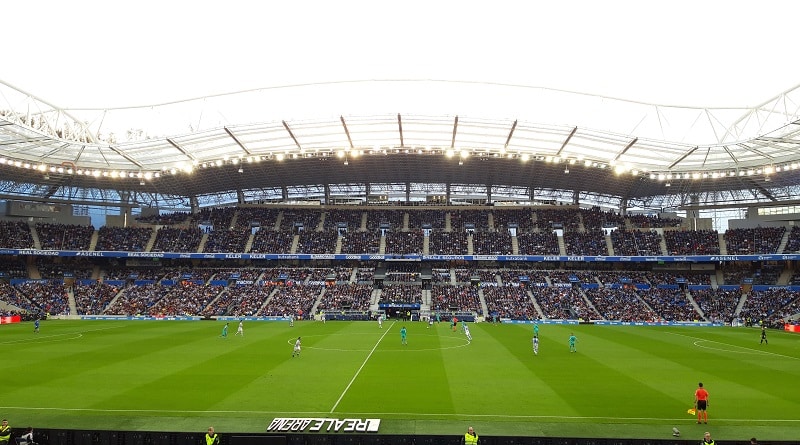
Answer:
3;319;799;441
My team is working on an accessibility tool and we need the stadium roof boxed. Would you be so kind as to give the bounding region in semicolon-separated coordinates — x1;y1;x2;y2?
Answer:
2;80;800;207
2;1;799;210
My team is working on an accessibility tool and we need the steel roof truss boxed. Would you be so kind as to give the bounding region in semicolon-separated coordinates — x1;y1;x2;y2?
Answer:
223;127;252;156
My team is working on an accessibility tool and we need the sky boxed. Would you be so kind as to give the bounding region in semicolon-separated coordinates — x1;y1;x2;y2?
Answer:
3;0;798;111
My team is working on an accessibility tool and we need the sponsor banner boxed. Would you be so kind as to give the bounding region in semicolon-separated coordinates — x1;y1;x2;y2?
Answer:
594;321;723;327
10;278;63;285
718;285;742;291
267;418;380;433
218;316;286;322
503;319;579;325
0;315;21;324
502;320;724;327
2;249;800;263
785;324;800;334
79;315;201;321
78;315;291;322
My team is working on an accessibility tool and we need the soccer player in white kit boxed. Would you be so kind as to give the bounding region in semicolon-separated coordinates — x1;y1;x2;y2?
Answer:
292;336;301;357
464;323;472;341
377;313;383;328
235;320;244;336
532;335;539;355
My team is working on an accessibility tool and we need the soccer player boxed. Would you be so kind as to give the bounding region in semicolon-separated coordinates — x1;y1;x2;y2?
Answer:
568;333;577;352
292;337;302;357
533;322;539;337
235;320;244;336
219;323;229;338
400;326;407;345
377;313;383;329
320;311;326;323
464;323;472;341
760;326;768;344
695;382;709;424
288;314;294;327
34;318;40;333
533;334;539;355
428;316;433;329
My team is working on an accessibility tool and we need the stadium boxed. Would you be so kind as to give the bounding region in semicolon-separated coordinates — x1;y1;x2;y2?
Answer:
2;3;800;445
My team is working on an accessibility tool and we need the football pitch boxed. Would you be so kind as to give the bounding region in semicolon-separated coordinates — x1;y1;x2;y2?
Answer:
2;319;799;441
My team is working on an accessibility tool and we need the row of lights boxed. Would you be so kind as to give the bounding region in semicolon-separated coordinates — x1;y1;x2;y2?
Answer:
0;157;162;180
649;162;800;182
0;150;618;180
3;151;799;184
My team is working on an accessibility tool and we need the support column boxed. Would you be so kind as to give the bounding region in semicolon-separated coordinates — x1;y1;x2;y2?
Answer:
189;196;199;214
446;183;451;205
405;182;410;203
572;190;580;205
687;195;700;219
487;184;492;204
282;186;288;201
237;189;245;204
324;184;330;205
620;198;628;216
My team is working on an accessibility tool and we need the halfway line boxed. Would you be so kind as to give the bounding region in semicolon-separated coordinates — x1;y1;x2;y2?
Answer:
330;321;395;413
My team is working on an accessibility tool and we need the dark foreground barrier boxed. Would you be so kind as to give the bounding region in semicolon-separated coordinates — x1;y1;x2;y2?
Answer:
12;430;780;445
